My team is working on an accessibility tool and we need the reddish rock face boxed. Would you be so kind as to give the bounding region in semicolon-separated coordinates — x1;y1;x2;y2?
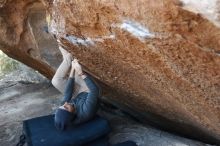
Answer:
0;0;60;79
0;0;220;144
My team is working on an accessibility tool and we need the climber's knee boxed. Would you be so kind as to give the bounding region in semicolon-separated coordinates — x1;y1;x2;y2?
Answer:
51;77;66;93
51;77;59;89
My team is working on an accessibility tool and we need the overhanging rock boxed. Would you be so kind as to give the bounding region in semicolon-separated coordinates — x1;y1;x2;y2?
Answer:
0;0;220;144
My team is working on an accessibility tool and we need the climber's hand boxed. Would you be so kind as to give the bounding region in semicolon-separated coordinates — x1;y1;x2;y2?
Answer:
57;39;61;44
57;37;65;48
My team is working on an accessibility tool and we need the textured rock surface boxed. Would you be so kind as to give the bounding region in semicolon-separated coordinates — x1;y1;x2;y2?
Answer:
46;0;220;144
0;0;60;79
0;0;220;144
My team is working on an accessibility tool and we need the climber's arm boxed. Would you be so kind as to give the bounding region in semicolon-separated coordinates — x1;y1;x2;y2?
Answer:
60;65;75;105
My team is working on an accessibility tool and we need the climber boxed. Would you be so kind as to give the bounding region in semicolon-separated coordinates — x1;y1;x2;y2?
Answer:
51;45;100;131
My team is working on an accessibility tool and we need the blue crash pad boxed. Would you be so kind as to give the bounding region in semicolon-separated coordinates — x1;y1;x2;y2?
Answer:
23;115;110;146
84;137;109;146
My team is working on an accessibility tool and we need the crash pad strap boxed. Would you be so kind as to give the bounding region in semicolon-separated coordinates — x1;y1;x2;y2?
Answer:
16;134;26;146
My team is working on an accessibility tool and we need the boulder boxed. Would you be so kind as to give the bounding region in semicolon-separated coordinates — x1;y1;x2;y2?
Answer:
0;0;220;144
0;0;59;79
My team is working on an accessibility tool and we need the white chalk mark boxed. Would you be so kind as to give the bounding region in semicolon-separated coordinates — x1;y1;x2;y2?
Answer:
120;20;155;40
48;11;66;35
64;34;115;47
93;34;115;43
64;35;95;46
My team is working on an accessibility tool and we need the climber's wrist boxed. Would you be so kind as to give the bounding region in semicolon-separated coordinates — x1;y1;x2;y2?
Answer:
79;72;87;79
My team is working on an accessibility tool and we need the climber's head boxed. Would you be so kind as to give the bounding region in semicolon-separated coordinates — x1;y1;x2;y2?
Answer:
54;102;76;130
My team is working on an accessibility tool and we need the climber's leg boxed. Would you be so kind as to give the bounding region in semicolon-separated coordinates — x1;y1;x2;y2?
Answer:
52;50;73;94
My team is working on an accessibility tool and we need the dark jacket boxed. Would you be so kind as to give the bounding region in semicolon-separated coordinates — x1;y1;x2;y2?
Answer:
61;76;99;125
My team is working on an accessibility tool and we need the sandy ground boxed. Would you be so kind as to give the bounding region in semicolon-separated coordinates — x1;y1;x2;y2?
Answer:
0;79;212;146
